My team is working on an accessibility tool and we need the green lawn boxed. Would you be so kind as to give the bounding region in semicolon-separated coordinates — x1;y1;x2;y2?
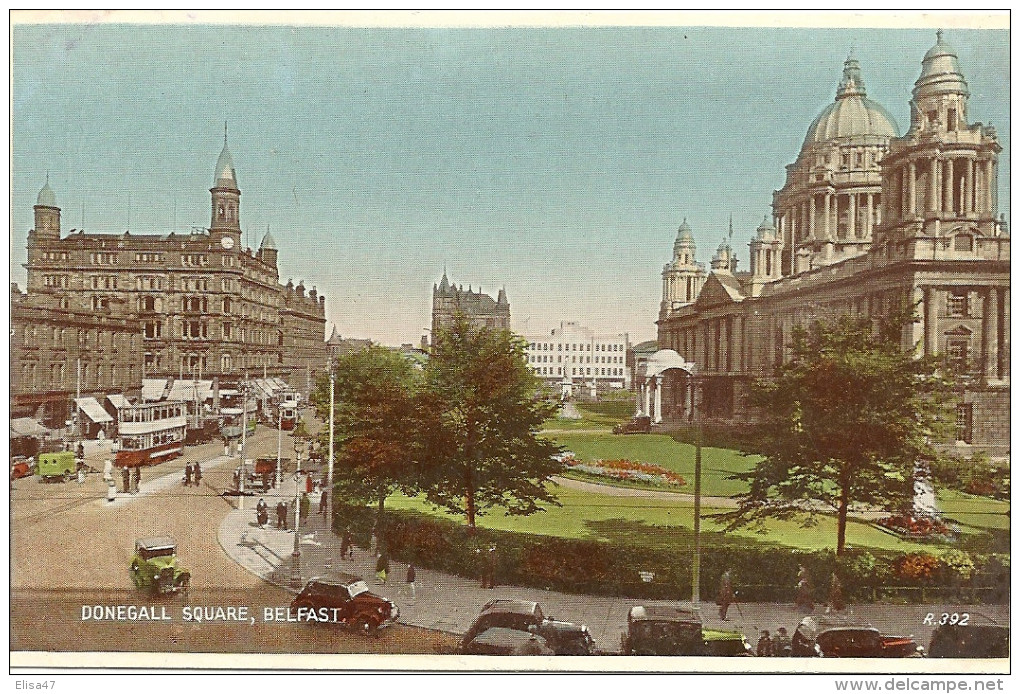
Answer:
546;432;758;498
385;484;936;553
937;489;1011;532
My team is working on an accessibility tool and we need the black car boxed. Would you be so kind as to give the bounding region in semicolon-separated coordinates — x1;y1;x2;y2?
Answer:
791;616;924;658
459;599;596;655
622;605;705;655
928;623;1009;658
461;627;555;656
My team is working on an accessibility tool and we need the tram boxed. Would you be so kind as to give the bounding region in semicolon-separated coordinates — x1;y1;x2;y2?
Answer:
115;401;188;467
273;390;300;431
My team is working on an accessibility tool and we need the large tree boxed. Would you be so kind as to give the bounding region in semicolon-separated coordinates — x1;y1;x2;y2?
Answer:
311;346;428;534
421;315;562;531
720;311;957;555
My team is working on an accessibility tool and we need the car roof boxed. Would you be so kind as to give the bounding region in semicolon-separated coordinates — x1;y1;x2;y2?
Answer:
306;573;364;587
471;627;549;648
136;536;177;550
629;605;702;623
481;599;541;615
796;616;876;639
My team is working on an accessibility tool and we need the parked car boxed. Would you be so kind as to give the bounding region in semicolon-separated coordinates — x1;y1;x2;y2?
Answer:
290;574;399;635
10;456;36;480
461;627;556;656
459;599;596;655
702;628;754;656
130;536;191;595
613;416;651;435
621;605;705;655
791;616;924;657
927;623;1009;658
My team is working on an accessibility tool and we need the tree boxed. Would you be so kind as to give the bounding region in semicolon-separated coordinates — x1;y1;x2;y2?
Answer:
421;315;562;531
310;346;428;536
719;311;957;555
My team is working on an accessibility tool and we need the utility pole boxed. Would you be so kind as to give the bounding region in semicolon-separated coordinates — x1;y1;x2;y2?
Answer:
692;375;703;607
327;360;335;523
239;380;247;511
276;407;283;490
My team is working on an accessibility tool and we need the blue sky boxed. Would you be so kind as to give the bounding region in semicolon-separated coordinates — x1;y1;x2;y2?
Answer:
11;16;1009;345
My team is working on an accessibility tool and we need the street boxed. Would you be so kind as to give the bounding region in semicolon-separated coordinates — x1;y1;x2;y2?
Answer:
10;427;456;654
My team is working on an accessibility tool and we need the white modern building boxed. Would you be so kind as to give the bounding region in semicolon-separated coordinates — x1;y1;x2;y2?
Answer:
524;321;630;397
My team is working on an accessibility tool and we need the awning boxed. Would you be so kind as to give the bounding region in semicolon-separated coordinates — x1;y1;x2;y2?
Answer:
107;394;130;410
10;417;51;438
218;389;239;397
142;379;168;401
220;407;243;415
75;397;114;423
167;380;214;402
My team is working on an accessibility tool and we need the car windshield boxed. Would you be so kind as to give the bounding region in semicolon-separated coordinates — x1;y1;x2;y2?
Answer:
141;547;175;559
347;580;369;598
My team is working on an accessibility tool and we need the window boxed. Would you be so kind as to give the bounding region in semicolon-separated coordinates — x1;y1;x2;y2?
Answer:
947;290;969;318
945;338;969;371
222;297;231;314
947;108;958;131
140;296;156;312
91;296;110;310
953;234;974;252
44;274;69;288
955;404;973;443
144;321;162;339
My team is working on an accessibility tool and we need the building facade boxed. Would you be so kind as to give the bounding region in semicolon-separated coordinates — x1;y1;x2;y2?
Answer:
653;33;1009;454
10;285;143;428
22;138;327;395
430;271;510;342
524;321;630;395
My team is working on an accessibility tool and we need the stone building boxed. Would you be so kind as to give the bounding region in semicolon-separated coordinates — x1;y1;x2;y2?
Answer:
430;271;510;343
524;321;630;395
22;137;327;395
10;284;143;429
653;33;1009;454
325;325;374;361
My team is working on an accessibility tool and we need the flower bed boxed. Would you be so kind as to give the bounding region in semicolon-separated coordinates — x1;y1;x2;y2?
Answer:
877;513;957;541
563;456;686;488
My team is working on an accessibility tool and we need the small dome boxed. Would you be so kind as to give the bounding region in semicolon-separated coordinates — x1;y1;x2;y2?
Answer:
915;30;969;99
259;231;277;251
677;218;693;241
756;215;776;239
36;178;57;207
802;55;898;150
213;141;239;190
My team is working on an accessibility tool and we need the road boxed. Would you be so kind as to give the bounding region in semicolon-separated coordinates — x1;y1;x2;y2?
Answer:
10;426;456;654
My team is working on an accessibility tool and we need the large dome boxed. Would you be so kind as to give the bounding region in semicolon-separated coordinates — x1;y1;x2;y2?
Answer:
801;54;899;150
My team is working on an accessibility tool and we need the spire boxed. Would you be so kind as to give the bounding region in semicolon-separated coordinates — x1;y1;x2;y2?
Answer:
497;287;508;305
438;271;449;292
36;175;57;207
259;230;277;250
213;130;239;190
836;50;867;98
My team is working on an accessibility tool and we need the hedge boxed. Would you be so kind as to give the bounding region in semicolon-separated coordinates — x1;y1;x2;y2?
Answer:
332;505;1009;604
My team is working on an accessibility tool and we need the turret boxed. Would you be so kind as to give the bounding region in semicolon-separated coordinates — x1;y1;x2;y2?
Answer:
210;129;241;250
33;176;61;240
660;217;707;316
258;230;278;266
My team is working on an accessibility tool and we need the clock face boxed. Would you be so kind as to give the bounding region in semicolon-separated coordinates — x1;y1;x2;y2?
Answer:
221;236;235;249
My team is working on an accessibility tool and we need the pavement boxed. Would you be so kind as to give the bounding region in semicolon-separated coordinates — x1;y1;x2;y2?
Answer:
217;475;1010;654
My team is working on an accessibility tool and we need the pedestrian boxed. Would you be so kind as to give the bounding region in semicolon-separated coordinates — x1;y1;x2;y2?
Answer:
375;553;389;584
339;530;350;559
319;488;328;517
827;573;846;613
485;546;498;589
76;460;86;484
121;466;131;494
106;479;117;503
256;498;269;528
299;492;311;522
717;569;734;620
756;630;775;657
773;627;791;657
193;461;203;486
184;463;193;487
795;565;814;612
276;500;288;530
103;459;113;482
132;466;141;494
406;563;417;601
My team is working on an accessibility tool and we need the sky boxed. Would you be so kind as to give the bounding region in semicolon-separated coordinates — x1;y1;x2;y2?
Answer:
10;12;1010;346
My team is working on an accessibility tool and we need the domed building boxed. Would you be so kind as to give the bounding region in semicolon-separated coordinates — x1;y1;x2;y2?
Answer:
659;218;707;321
654;33;1009;454
773;52;899;271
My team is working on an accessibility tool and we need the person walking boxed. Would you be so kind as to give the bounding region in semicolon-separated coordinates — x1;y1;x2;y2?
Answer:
256;498;269;528
773;627;792;657
717;569;735;620
827;573;846;613
375;553;389;584
795;565;814;612
276;500;288;530
319;488;328;518
406;563;417;601
299;492;311;522
132;467;141;494
121;466;131;494
184;463;193;487
193;461;203;487
756;630;775;657
339;530;351;559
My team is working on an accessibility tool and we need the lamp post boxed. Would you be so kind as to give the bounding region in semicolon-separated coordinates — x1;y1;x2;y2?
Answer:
679;365;703;607
290;430;305;588
276;407;283;490
327;360;335;522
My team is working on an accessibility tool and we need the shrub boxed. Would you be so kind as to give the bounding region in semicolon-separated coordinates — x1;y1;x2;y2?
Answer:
895;553;942;583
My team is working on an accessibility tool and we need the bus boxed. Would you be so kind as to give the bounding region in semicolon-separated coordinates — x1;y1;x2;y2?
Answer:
115;401;188;467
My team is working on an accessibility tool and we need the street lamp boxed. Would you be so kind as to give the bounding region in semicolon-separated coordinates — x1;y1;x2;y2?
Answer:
326;360;335;522
290;428;306;589
690;374;703;607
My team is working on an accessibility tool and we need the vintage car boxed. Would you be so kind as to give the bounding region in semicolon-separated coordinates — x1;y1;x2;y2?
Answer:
461;627;556;656
927;623;1009;658
459;599;596;655
290;574;399;634
130;537;191;595
702;628;754;656
37;451;78;482
791;616;924;657
621;605;706;655
10;456;36;480
613;416;651;435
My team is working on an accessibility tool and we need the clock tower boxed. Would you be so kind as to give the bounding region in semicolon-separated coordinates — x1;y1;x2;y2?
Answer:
210;130;241;250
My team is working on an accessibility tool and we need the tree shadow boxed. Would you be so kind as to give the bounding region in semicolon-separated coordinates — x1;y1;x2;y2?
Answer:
582;517;786;551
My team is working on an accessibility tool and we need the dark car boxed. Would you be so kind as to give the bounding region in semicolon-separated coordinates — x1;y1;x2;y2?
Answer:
792;616;924;658
290;574;399;634
459;599;596;655
622;605;705;655
461;627;555;656
613;416;651;435
928;623;1009;658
